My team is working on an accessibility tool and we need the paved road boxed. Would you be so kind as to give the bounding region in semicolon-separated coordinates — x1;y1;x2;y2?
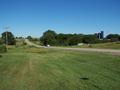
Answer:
25;39;120;55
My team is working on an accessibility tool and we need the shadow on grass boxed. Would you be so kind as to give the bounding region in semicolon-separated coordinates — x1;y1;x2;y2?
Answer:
0;55;2;58
80;77;89;80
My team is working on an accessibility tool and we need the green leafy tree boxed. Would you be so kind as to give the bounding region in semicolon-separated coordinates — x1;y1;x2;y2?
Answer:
0;38;3;45
56;34;70;46
27;36;33;41
106;34;120;41
40;30;57;46
1;31;16;45
106;34;119;39
68;34;84;45
83;35;98;44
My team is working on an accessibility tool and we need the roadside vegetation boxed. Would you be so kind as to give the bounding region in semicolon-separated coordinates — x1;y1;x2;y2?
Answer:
40;30;120;46
26;30;120;49
68;42;120;49
84;42;120;49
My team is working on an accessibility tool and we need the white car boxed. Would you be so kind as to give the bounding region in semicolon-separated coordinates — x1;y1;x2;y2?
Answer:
47;45;50;47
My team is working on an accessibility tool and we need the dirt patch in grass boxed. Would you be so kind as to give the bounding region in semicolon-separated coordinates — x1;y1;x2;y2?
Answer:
109;52;120;56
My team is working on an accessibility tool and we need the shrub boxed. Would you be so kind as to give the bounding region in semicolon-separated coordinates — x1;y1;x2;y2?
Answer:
88;44;92;48
0;55;2;58
23;42;27;45
0;45;7;53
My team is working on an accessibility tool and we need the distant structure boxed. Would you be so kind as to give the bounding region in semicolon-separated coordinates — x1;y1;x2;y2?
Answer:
4;26;10;45
95;31;104;39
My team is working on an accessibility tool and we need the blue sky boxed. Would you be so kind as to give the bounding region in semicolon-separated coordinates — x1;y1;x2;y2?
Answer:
0;0;120;37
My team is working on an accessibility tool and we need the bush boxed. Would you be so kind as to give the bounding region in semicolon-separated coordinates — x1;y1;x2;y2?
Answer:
0;39;3;44
0;45;7;53
0;55;2;58
110;38;119;42
23;42;27;45
88;44;92;48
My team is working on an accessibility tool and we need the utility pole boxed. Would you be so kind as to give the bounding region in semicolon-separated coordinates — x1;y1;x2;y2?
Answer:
4;26;10;49
6;31;8;45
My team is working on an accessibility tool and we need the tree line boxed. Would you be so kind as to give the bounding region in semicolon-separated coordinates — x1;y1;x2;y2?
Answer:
40;30;120;46
0;30;120;46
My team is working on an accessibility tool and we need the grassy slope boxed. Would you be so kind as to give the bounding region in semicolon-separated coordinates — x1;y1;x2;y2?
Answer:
30;40;41;45
72;42;120;49
0;46;120;90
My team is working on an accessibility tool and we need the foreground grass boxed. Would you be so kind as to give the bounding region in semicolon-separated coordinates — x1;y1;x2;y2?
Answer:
0;46;120;90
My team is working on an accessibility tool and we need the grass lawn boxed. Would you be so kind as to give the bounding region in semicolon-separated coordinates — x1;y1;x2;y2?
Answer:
0;46;120;90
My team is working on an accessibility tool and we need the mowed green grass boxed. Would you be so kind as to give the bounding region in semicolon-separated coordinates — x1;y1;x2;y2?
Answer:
0;46;120;90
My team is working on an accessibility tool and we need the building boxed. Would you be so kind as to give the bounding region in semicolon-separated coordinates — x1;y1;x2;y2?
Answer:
95;31;104;39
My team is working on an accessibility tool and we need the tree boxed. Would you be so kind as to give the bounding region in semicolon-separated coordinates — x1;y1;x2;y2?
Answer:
27;36;33;41
0;38;3;45
1;31;16;45
83;35;98;44
56;34;70;46
16;37;23;39
68;34;83;45
40;30;57;46
106;34;119;39
106;34;120;42
40;30;118;46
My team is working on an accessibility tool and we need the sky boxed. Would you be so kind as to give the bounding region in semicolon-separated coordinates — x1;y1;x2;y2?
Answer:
0;0;120;37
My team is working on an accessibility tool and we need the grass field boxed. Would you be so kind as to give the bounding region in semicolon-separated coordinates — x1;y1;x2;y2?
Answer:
75;42;120;49
0;46;120;90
